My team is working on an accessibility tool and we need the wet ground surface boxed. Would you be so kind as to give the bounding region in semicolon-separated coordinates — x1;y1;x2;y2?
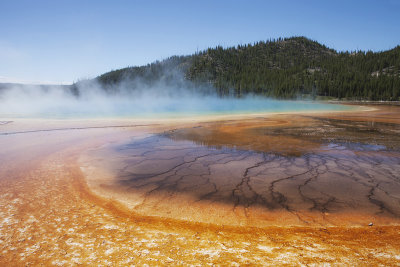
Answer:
82;107;400;227
2;105;400;265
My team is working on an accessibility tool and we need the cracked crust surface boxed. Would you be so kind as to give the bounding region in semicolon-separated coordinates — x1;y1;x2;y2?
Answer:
1;105;400;265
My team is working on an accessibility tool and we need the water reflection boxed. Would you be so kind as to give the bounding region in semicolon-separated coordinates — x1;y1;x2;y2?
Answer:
85;129;400;226
83;111;400;226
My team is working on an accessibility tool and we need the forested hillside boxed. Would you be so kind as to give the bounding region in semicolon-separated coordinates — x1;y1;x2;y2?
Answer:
94;37;400;100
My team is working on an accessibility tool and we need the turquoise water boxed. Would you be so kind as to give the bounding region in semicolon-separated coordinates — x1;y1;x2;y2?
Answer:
125;98;352;118
0;96;353;119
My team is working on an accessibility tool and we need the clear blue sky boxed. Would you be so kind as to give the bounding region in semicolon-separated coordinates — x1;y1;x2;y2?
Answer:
1;0;399;84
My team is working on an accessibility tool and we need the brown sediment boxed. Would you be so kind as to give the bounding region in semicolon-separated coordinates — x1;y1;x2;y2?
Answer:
1;106;400;265
166;117;320;156
2;143;400;266
166;104;400;153
78;105;400;229
81;132;400;228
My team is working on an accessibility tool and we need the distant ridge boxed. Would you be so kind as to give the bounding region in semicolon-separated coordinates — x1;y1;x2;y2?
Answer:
84;37;399;100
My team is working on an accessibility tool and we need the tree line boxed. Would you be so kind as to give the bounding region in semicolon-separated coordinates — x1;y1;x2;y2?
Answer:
95;37;400;100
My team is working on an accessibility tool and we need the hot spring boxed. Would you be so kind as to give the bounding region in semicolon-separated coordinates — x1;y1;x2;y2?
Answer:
0;85;353;119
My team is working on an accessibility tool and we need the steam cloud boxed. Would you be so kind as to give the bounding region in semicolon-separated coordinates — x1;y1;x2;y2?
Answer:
0;73;341;119
0;76;223;118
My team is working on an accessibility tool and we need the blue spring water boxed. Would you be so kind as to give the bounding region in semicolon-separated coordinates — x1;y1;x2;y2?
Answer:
0;95;354;119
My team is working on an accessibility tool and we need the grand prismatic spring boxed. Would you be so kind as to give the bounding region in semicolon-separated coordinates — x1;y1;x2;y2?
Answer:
1;99;400;265
2;0;400;264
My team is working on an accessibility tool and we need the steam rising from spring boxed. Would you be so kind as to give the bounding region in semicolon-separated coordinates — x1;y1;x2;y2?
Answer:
0;75;348;119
